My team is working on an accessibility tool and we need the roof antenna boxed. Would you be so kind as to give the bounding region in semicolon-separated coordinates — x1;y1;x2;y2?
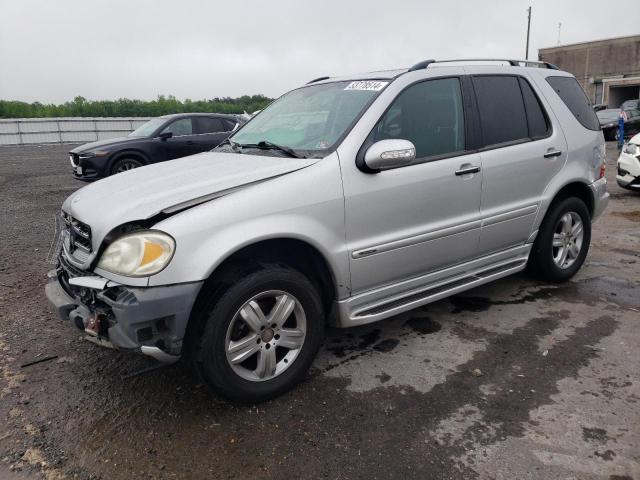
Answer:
525;6;532;60
557;22;562;46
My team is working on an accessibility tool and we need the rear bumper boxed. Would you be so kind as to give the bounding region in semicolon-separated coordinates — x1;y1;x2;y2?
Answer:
45;270;202;359
588;177;609;221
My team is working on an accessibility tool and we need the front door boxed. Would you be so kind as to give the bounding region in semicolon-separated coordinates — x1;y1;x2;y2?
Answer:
341;77;483;294
158;117;199;160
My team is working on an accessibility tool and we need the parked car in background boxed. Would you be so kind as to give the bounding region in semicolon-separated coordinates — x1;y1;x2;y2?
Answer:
621;99;640;111
617;132;640;191
47;59;608;402
68;113;243;180
597;108;640;140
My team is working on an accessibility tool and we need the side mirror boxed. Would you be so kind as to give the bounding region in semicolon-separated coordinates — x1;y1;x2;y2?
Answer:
364;139;416;171
158;131;173;141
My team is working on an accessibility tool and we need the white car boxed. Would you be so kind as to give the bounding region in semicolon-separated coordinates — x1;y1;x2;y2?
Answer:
617;133;640;190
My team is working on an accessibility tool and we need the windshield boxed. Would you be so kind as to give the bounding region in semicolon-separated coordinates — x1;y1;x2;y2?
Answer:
596;110;619;122
128;118;167;137
228;80;388;157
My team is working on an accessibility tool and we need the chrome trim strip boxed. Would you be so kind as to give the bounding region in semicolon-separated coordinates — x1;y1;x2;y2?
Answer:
339;260;527;327
352;257;526;319
336;244;531;327
352;219;481;259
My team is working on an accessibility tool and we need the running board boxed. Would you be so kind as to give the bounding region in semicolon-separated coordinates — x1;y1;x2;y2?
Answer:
342;258;527;327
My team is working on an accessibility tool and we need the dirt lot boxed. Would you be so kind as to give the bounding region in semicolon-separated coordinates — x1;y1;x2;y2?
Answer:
0;143;639;480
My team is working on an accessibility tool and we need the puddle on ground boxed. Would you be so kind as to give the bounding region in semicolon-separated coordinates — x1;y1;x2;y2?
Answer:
405;316;442;334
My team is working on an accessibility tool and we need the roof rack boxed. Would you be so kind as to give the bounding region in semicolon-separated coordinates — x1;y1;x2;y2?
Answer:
306;76;330;84
407;58;559;72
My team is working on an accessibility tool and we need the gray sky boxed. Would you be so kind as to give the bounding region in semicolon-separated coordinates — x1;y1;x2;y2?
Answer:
1;0;638;103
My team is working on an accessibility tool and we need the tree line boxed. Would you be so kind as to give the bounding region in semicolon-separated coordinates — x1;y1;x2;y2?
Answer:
0;95;273;118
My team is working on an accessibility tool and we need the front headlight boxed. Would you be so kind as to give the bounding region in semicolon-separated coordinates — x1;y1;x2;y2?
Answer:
79;150;109;159
97;231;175;277
623;143;640;157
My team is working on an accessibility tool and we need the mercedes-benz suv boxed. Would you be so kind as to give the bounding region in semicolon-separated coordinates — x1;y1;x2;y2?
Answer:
46;59;609;402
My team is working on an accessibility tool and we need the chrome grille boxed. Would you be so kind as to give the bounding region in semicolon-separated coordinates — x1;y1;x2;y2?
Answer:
62;212;92;254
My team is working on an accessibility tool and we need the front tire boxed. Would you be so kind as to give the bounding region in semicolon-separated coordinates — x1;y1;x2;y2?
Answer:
527;197;591;282
110;157;144;175
194;265;324;403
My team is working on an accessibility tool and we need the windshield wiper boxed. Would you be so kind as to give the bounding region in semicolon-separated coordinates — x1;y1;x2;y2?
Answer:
238;140;305;159
215;137;240;151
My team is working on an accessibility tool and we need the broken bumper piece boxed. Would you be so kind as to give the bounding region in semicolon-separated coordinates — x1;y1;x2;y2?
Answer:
45;270;202;363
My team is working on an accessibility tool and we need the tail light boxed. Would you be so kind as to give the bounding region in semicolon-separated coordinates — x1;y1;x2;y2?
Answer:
595;144;606;179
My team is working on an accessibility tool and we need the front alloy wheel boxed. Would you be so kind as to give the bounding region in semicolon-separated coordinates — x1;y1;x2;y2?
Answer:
195;265;324;402
111;158;144;175
225;291;306;382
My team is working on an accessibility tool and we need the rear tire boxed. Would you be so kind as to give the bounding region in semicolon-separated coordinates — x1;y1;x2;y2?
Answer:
527;197;591;282
194;265;324;403
110;157;144;175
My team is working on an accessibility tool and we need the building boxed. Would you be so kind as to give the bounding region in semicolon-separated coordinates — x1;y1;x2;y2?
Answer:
539;35;640;108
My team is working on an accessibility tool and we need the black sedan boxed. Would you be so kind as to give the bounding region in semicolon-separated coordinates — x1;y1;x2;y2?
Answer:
69;113;243;180
597;108;640;141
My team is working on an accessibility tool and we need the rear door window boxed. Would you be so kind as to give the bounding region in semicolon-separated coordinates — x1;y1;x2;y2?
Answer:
372;77;465;159
546;76;600;131
519;77;550;139
472;76;528;147
195;117;225;134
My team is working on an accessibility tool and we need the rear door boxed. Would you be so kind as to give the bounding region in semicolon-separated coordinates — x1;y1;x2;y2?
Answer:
472;74;567;254
193;116;234;150
342;76;483;294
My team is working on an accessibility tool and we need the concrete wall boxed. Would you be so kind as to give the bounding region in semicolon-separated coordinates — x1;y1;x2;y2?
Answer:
539;35;640;107
0;117;151;145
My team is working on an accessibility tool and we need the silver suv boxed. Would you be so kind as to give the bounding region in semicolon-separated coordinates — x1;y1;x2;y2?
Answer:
46;59;609;402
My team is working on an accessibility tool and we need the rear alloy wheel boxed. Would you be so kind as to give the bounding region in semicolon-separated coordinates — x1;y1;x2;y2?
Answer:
551;212;584;270
195;265;324;402
527;197;591;282
111;158;144;175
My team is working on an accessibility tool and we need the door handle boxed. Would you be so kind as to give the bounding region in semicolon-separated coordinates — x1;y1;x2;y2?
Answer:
543;149;562;158
455;165;481;176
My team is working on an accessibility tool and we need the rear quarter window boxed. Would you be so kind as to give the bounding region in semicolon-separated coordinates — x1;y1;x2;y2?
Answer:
546;76;600;131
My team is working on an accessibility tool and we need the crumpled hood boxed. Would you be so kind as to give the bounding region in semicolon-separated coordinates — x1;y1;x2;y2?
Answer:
63;151;318;248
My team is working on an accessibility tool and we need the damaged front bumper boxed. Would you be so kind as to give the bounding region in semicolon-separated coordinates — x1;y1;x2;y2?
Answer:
45;269;202;363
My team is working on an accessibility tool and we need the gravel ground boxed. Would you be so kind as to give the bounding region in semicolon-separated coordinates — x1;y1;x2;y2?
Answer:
0;143;639;480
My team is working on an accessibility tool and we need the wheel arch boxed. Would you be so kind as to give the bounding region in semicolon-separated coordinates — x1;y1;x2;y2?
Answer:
550;181;594;218
183;237;339;354
209;238;337;312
